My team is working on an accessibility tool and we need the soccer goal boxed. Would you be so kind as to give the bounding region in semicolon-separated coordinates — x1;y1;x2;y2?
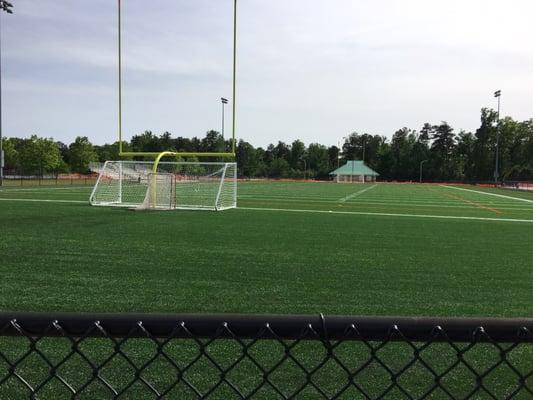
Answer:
89;161;237;211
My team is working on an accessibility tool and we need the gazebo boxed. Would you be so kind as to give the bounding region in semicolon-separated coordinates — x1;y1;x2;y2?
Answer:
330;160;379;183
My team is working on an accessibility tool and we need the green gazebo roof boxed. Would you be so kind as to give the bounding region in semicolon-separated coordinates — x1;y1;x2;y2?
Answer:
330;160;379;176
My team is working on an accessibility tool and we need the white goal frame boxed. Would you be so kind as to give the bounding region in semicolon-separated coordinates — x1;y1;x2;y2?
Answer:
89;161;237;211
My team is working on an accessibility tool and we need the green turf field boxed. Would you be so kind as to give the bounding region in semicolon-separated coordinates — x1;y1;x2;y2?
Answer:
0;181;532;317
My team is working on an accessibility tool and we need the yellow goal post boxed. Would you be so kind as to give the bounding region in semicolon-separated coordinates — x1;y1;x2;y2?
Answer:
116;0;238;159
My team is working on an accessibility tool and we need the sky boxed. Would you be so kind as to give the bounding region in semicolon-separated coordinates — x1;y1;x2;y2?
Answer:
2;0;533;148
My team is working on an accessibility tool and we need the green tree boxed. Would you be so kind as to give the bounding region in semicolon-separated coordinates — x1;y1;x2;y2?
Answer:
431;122;457;180
200;130;225;153
236;140;261;177
131;131;162;153
269;158;291;178
18;135;64;175
307;143;329;178
473;108;498;180
68;136;98;173
2;138;20;171
455;131;476;181
327;145;341;172
272;141;291;162
95;141;131;162
289;139;306;171
390;128;416;180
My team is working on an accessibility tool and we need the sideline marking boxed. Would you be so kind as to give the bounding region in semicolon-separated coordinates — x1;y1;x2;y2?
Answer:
0;198;87;204
1;197;531;224
239;207;533;224
338;184;377;203
441;185;533;204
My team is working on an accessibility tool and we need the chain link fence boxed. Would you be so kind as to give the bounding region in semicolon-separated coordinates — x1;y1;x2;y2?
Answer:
0;312;531;399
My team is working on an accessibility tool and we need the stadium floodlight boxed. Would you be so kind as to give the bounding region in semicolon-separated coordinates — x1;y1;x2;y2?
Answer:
0;0;13;187
90;161;237;211
221;97;228;139
493;90;501;184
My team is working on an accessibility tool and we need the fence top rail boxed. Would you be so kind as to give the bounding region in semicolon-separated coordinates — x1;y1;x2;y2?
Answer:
1;312;531;343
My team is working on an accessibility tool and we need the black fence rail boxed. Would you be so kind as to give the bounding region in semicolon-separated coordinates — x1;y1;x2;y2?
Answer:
1;175;97;187
0;313;531;399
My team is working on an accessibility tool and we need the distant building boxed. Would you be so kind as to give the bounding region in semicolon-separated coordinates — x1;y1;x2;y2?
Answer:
330;160;379;183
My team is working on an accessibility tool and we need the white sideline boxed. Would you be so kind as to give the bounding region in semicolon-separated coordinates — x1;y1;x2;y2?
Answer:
239;207;533;224
440;185;533;204
1;197;531;224
338;184;377;203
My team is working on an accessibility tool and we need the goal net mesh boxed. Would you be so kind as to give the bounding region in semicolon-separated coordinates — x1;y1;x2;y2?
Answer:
89;161;237;211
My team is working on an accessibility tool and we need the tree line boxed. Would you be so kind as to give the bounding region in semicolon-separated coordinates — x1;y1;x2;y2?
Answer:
2;108;532;181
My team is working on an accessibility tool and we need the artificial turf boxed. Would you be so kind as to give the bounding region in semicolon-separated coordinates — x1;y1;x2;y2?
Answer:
1;181;532;317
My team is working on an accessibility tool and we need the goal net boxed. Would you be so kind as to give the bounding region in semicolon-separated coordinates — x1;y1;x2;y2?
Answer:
89;161;237;211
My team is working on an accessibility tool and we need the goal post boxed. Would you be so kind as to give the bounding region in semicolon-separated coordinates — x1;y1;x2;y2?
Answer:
138;172;176;210
89;161;237;211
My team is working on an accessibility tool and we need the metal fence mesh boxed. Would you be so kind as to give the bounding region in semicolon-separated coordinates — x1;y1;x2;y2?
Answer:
0;313;531;399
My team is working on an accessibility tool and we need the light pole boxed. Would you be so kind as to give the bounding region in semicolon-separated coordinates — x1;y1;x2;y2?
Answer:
221;97;228;139
342;136;354;183
419;160;428;183
493;90;501;184
0;0;13;187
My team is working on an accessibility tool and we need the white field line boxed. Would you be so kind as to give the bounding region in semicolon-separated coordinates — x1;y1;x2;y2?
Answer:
6;194;529;212
239;207;533;224
440;185;533;204
0;198;87;204
1;197;531;223
338;184;377;203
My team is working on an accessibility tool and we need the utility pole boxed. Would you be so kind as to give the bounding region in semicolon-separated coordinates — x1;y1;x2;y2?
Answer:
493;90;501;185
0;0;13;187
